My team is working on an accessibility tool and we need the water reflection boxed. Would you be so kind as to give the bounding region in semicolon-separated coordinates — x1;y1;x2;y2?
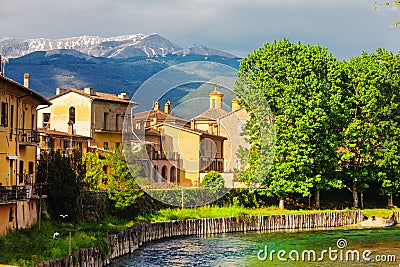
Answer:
113;226;400;267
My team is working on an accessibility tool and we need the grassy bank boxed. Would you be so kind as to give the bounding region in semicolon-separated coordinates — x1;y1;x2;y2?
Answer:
0;206;398;266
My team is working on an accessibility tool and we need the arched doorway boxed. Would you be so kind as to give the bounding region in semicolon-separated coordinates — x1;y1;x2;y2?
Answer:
161;166;168;181
170;166;176;183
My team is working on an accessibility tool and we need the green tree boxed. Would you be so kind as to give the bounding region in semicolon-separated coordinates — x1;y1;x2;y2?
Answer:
105;150;144;210
368;49;400;207
37;150;84;220
236;39;344;209
200;171;225;193
83;152;106;190
338;50;400;208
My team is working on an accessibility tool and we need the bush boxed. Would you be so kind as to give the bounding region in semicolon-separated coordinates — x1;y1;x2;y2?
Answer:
200;171;225;193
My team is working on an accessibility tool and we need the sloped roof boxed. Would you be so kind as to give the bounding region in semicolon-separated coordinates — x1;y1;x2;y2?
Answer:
48;88;136;105
195;108;228;120
134;109;188;125
147;122;227;140
0;75;51;105
38;128;91;139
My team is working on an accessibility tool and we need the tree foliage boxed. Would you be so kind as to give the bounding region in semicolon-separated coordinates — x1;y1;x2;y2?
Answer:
236;39;344;209
83;152;107;190
200;171;225;193
105;150;144;210
37;150;84;220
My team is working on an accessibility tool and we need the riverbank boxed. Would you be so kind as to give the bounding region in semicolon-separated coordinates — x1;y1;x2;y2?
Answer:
36;210;363;267
1;207;397;267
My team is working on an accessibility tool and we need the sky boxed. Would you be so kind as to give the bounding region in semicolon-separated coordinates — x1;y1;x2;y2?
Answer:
0;0;399;59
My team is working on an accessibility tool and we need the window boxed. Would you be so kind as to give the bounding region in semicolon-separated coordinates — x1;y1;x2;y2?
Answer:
104;142;108;150
115;114;120;131
9;105;14;140
1;102;8;126
28;161;34;174
22;110;25;130
103;112;108;130
43;113;50;128
19;160;24;184
64;140;70;149
31;114;35;130
69;107;75;124
115;142;120;149
9;207;13;223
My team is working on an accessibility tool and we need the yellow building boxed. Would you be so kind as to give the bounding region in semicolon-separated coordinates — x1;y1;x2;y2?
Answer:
38;128;91;155
37;87;136;151
145;123;226;186
191;88;250;187
0;73;51;235
133;100;188;127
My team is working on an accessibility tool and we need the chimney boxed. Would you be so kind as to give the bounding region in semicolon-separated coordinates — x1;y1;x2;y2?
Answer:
154;101;160;111
24;73;30;88
190;118;195;130
118;92;130;100
231;97;240;111
164;100;171;114
84;87;96;96
56;87;68;95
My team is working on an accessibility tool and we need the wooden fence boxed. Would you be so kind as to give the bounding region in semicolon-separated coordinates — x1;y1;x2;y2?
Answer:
36;210;363;267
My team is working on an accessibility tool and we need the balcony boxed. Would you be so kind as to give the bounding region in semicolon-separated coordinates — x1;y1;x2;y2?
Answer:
200;158;224;173
94;123;122;133
18;129;39;146
0;186;29;202
0;183;47;203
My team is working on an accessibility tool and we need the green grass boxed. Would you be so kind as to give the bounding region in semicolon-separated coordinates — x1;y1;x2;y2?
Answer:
0;206;398;267
362;207;400;218
136;205;348;222
0;216;132;267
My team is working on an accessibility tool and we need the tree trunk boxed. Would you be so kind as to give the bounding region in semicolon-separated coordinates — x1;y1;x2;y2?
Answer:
388;194;394;208
315;189;320;209
352;180;358;208
360;192;364;209
279;197;285;210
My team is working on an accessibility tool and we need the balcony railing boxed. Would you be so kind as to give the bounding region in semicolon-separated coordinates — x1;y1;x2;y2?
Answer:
94;123;122;133
0;186;29;202
200;158;224;173
18;129;40;146
0;183;47;203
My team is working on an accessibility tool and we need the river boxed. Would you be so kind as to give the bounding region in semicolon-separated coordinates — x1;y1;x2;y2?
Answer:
112;226;400;267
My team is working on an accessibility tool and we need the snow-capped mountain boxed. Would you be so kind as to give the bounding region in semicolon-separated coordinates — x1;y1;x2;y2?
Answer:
173;45;236;58
0;33;183;59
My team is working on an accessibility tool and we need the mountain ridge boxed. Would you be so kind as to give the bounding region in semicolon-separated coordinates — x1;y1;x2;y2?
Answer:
0;33;237;59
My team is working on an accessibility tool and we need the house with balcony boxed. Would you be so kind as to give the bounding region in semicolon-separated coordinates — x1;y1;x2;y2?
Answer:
0;73;51;235
129;101;227;186
38;128;91;156
37;87;136;151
